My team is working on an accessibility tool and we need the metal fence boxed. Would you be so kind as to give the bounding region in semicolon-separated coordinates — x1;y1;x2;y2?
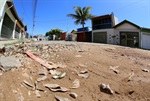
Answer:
15;31;20;39
1;25;13;39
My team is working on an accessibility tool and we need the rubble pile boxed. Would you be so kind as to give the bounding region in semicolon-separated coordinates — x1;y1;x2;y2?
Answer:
0;41;150;101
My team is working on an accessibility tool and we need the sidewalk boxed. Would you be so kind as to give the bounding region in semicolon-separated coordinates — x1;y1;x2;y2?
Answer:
0;39;18;45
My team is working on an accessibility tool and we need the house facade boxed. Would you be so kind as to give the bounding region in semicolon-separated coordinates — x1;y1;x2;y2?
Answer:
91;13;150;49
0;0;27;40
92;13;118;44
140;28;150;49
113;20;141;48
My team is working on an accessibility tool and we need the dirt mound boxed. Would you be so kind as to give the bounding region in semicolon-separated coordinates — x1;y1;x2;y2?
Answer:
0;41;150;101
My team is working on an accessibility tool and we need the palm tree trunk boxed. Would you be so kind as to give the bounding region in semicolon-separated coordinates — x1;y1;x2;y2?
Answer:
82;24;85;41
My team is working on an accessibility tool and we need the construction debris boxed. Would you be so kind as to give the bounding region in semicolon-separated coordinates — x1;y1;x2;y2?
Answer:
77;69;89;78
44;84;69;92
49;69;61;75
109;66;119;74
69;92;78;99
25;50;56;69
22;80;35;90
142;69;149;72
99;83;113;94
35;90;41;98
55;95;71;101
52;72;66;79
71;79;80;89
37;76;47;82
0;55;22;71
38;70;48;76
127;72;134;82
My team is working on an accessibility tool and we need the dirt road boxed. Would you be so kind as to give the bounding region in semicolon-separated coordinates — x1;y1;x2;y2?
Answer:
0;41;150;101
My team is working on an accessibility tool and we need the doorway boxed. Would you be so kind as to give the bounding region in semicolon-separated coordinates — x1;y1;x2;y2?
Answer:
120;32;139;47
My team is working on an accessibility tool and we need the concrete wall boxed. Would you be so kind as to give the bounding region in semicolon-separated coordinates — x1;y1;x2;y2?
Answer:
114;22;141;47
92;29;119;44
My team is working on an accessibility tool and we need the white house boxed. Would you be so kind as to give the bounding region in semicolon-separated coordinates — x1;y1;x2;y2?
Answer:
92;13;119;44
0;0;27;40
92;13;150;49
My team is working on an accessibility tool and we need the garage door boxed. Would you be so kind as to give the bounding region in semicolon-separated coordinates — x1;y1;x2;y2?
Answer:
93;32;107;43
142;33;150;49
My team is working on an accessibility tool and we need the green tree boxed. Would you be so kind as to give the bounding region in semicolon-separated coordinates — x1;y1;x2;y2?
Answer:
67;6;93;40
45;28;63;38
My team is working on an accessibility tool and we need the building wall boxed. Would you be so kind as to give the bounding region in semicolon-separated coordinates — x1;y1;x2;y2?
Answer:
92;29;118;44
141;32;150;49
114;23;141;47
0;0;26;39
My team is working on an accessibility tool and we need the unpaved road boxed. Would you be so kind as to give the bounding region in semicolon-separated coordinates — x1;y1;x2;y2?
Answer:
0;41;150;101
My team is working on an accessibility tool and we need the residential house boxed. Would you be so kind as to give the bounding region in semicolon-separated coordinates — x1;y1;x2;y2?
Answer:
91;13;150;49
139;28;150;49
37;34;46;41
76;27;92;42
0;0;27;40
92;13;118;44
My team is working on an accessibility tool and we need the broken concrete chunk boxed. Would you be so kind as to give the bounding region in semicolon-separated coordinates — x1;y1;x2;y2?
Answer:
52;72;66;79
109;66;119;74
55;95;71;101
38;70;48;76
71;79;80;89
23;80;35;90
35;90;41;98
37;76;47;82
99;83;113;94
44;84;69;92
128;72;134;81
69;92;78;99
77;70;89;78
0;56;22;71
49;70;61;75
142;69;149;72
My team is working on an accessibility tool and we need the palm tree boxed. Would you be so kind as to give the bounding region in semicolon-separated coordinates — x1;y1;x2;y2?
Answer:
67;6;93;41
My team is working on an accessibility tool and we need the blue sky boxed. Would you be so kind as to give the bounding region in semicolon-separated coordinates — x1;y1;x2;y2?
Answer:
13;0;150;36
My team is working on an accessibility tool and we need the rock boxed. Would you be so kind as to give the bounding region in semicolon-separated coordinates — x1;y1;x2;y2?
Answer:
55;95;70;101
109;66;119;74
99;83;113;94
44;84;69;92
127;72;134;82
49;70;61;75
142;69;149;72
52;72;66;79
35;90;41;98
37;76;47;82
22;80;35;90
77;70;89;78
71;79;80;89
0;56;22;71
38;70;48;76
69;92;78;99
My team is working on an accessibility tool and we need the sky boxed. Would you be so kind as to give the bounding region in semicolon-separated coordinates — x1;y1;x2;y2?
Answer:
13;0;150;36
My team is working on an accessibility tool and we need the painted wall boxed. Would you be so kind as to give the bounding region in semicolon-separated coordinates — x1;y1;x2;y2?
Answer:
114;23;141;47
141;32;150;49
92;29;119;44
